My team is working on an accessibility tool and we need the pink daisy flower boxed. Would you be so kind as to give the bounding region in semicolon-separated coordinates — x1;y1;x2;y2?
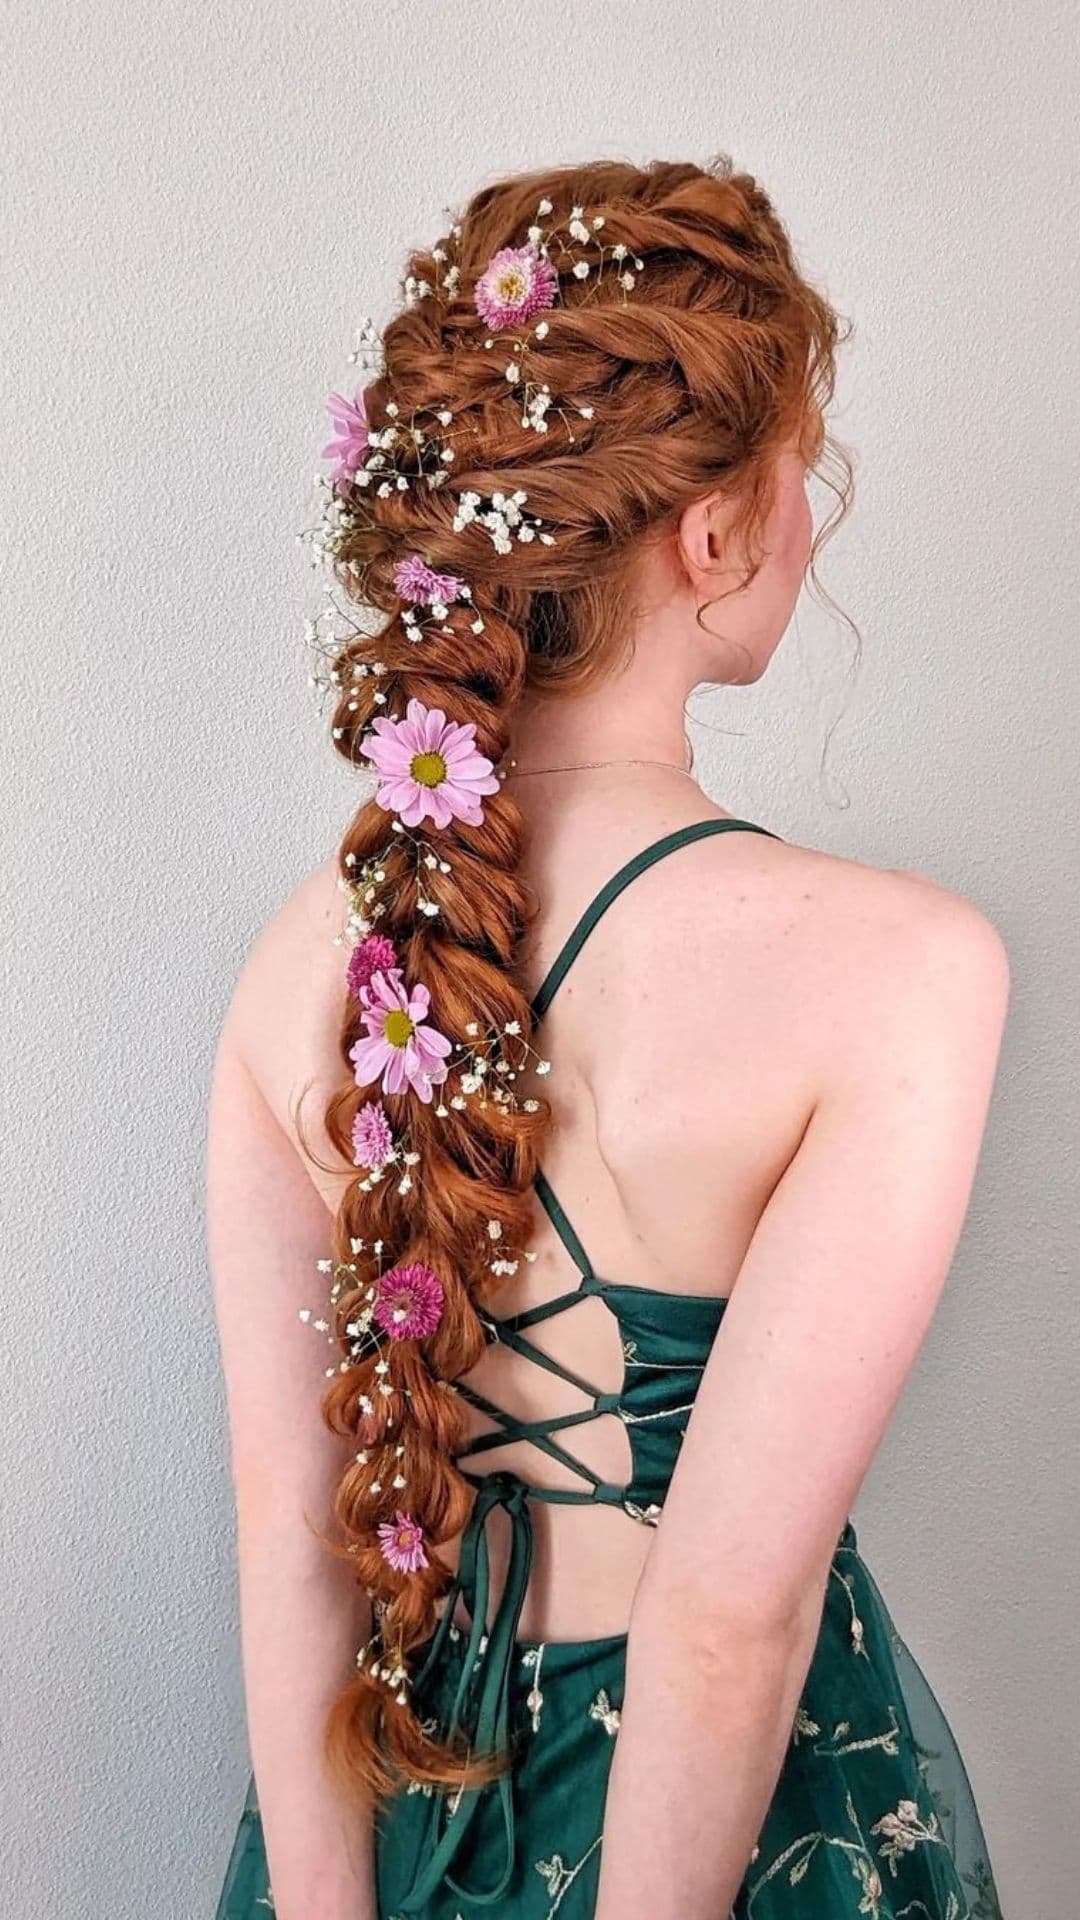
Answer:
360;698;500;831
372;1263;445;1341
351;1099;394;1171
377;1510;428;1575
349;969;452;1102
474;244;558;332
393;554;468;607
321;387;369;487
347;933;398;1000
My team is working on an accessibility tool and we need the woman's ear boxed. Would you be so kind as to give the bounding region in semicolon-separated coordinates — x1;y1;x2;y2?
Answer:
676;487;745;585
676;492;713;582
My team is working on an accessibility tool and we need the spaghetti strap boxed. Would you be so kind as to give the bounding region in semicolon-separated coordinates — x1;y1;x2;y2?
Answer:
534;1168;594;1277
528;818;781;1292
530;817;780;1022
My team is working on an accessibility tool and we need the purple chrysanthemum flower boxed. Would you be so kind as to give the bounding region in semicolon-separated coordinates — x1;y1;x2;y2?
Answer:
377;1510;428;1575
321;387;369;487
360;697;500;831
474;244;558;332
372;1263;445;1342
351;1100;394;1172
349;968;452;1103
392;554;468;607
347;933;398;1000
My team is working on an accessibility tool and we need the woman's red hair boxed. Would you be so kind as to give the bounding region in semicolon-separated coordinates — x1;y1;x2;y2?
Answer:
306;154;850;1804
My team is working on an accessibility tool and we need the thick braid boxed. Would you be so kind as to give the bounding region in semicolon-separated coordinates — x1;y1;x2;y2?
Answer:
319;586;541;1795
301;155;850;1805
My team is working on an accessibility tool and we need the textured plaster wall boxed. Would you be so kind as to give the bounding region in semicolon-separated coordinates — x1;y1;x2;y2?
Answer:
2;3;1077;1915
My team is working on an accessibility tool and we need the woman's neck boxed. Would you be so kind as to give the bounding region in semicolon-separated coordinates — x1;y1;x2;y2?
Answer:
509;645;697;775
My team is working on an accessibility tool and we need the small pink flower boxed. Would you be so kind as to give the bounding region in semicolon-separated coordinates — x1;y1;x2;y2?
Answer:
474;244;558;332
351;1100;394;1171
360;697;500;831
347;934;398;1000
372;1263;445;1341
377;1510;428;1574
393;554;468;607
349;968;452;1103
321;387;369;487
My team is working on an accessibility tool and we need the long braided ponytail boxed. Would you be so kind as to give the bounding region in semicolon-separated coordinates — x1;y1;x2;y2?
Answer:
300;155;849;1803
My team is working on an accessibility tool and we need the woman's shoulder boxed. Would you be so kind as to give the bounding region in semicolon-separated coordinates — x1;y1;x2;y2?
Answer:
222;852;344;1039
620;810;1007;963
747;828;1009;1068
762;829;1008;975
686;813;1006;953
214;853;352;1202
637;819;1010;1081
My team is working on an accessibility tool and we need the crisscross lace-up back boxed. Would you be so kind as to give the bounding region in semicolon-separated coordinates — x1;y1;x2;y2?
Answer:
400;819;780;1910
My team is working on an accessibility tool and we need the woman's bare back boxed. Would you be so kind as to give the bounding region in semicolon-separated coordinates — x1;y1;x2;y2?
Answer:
237;777;975;1641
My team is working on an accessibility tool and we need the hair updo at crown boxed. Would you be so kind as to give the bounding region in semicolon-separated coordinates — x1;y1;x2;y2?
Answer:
299;153;850;1805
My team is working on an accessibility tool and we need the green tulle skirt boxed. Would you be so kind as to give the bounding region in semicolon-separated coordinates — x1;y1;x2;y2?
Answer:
214;1534;1003;1918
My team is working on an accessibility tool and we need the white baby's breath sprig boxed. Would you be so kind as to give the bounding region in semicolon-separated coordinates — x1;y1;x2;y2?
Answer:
301;590;382;717
340;837;398;932
451;488;556;554
337;827;453;946
349;1104;424;1200
494;341;596;441
351;404;460;499
299;1245;414;1427
400;571;483;645
403;830;453;921
347;315;384;373
526;198;644;297
299;1253;364;1376
400;261;436;310
434;1016;551;1123
475;197;644;444
429;229;462;302
404;221;464;310
299;471;372;581
537;203;645;300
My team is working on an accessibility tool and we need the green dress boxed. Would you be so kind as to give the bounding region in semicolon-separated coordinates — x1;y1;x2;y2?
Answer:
215;820;1005;1920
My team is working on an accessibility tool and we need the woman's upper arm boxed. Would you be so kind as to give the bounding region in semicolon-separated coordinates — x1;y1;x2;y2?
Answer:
639;889;1011;1634
205;870;355;1526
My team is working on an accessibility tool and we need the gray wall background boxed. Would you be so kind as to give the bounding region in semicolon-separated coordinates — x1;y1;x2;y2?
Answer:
2;2;1076;1915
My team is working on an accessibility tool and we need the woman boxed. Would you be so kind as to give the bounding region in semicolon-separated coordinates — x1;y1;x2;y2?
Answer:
208;156;1008;1919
